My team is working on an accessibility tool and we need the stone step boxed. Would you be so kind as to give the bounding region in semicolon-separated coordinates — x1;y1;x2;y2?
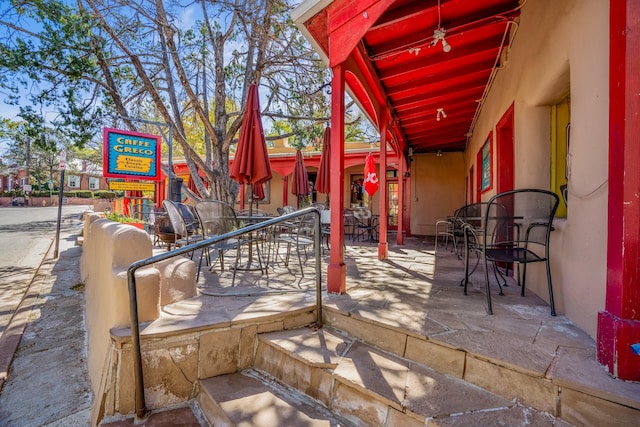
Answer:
198;370;352;426
255;327;569;426
320;307;640;426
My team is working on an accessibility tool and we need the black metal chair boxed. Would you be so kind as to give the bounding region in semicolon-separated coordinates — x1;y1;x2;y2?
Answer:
353;207;378;242
162;200;204;263
194;200;258;284
478;189;559;315
268;211;316;276
446;202;487;258
434;207;461;254
162;200;202;248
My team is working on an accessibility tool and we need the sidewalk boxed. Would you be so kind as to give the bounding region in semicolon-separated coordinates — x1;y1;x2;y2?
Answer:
0;215;91;426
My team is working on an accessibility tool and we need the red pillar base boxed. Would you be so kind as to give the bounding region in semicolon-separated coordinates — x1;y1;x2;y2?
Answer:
327;262;346;293
597;310;640;381
377;242;388;260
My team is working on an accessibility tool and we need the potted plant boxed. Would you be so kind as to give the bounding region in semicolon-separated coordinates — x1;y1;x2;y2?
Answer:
103;211;146;230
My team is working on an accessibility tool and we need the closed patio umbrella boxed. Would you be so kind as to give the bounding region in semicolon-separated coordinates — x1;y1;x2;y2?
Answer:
292;149;309;207
230;83;272;265
315;126;331;197
230;83;273;213
252;182;265;201
252;182;265;211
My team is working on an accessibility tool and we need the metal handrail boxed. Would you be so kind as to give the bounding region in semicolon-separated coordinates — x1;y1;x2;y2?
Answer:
126;206;322;420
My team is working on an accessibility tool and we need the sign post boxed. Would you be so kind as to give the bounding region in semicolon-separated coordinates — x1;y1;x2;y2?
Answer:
54;150;66;258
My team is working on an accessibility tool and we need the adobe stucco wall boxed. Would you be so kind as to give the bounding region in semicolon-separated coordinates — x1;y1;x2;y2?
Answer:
410;152;466;236
80;215;161;399
80;213;196;423
465;0;608;337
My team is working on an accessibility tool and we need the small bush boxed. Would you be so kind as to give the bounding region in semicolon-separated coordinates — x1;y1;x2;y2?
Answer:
93;190;117;200
76;190;94;198
103;211;144;224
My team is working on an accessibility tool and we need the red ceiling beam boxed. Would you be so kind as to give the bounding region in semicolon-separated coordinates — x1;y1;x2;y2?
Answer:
389;71;491;104
382;53;496;93
393;85;485;111
326;0;396;66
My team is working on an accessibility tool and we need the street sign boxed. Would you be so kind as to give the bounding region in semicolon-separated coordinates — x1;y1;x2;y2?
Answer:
59;150;67;170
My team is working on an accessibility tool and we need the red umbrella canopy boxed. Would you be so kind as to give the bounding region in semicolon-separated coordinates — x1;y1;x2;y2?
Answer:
230;84;272;186
363;153;379;196
291;150;310;196
315;126;331;194
252;182;265;201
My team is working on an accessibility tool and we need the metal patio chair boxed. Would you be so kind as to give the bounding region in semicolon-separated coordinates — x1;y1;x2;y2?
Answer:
194;200;260;284
162;200;203;258
478;189;560;315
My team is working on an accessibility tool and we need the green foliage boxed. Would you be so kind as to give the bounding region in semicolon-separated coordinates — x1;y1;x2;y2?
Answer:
0;0;373;205
76;190;93;198
93;190;116;200
0;1;102;148
103;211;144;224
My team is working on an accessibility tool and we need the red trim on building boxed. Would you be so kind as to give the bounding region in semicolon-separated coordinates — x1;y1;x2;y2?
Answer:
598;0;640;381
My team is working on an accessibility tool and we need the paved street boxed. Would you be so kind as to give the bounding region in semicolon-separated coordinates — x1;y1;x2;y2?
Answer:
0;205;90;336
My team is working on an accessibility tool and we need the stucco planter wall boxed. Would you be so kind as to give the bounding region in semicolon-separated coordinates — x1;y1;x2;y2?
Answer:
80;213;197;424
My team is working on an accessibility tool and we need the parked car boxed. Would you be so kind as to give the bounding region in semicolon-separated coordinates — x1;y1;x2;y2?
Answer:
11;196;25;206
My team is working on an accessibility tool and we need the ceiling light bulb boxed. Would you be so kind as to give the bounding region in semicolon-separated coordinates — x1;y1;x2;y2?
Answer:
442;39;451;52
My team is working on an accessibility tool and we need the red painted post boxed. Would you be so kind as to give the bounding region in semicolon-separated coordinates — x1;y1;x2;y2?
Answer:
597;0;640;381
327;64;347;293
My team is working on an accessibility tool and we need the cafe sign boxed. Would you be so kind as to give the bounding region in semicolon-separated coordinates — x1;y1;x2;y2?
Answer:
108;181;156;192
103;127;161;181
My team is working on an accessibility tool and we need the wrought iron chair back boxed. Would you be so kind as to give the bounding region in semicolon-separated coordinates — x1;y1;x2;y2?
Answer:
480;189;560;315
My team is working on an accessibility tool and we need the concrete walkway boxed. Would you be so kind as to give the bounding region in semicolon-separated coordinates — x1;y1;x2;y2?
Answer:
0;213;91;426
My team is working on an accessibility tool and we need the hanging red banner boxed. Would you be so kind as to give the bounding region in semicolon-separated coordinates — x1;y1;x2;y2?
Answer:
363;153;379;196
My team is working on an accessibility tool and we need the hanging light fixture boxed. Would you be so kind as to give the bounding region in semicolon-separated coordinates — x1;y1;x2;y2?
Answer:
432;28;451;52
432;0;451;53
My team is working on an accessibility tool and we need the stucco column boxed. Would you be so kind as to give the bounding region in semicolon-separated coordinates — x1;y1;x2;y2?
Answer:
327;64;347;293
597;0;640;381
378;121;389;260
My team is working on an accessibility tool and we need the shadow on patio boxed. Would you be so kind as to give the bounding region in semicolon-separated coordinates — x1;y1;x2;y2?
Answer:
145;235;640;423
